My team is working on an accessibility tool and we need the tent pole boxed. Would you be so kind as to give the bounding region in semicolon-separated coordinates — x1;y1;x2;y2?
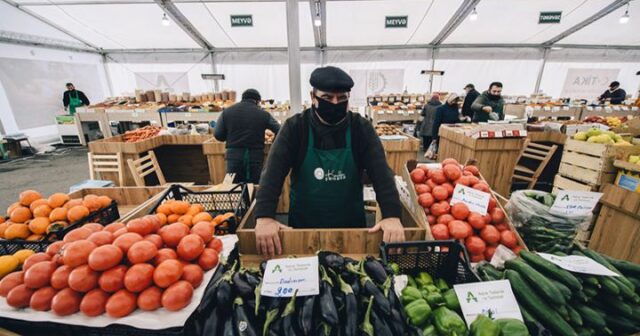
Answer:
429;48;437;93
209;51;220;92
534;48;548;94
101;53;115;97
286;0;302;114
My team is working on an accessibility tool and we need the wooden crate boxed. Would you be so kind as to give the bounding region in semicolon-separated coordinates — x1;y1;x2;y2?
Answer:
552;174;598;193
67;186;169;222
589;184;640;263
236;198;427;256
380;133;420;176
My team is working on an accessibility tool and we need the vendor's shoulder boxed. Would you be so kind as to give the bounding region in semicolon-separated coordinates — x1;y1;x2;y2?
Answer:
350;111;373;128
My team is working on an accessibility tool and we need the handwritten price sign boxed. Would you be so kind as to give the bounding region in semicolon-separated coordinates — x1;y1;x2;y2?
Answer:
261;256;319;297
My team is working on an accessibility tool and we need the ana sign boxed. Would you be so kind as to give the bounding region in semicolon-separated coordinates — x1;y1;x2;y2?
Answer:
560;68;620;99
539;11;562;24
385;16;408;28
231;15;253;27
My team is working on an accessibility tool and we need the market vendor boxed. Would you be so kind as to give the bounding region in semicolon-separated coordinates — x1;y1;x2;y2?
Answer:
471;82;505;122
62;83;90;115
253;66;405;257
598;81;627;105
214;89;280;184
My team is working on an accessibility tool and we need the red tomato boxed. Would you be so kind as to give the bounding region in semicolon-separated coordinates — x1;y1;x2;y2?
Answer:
51;288;82;316
512;246;523;255
480;225;501;244
431;170;447;184
418;193;435;208
0;271;24;297
198;248;219;271
99;265;127;293
177;234;205;261
455;176;472;186
127;240;158;264
106;289;137;318
451;203;470;220
87;231;114;246
473;183;490;193
113;232;144;254
426;179;438;190
138;286;162;311
80;288;109;316
181;265;204;288
144;234;164;249
484;246;497;261
46;241;65;257
68;265;99;292
207;238;223;253
495;223;509;232
154;248;179;266
154;259;184;288
23;253;51;271
470;254;486;263
418;165;430;178
465;236;486;255
24;261;56;289
441;183;454;197
62;240;97;268
88;244;123;271
415;184;431;195
103;222;125;234
160;223;190;248
482;213;493;225
6;284;34;308
124;264;155;293
410;169;426;184
50;265;72;290
443;164;462;181
463;165;480;177
63;228;92;243
161;280;193;311
191;222;213;244
430;201;451;217
432;186;448;201
436;214;455;225
431;224;450;240
467;212;486;230
30;286;57;311
488;197;497;212
448;220;471;240
441;158;459;166
500;230;518;249
126;217;155;236
427;215;436;226
490;208;506;224
468;176;480;186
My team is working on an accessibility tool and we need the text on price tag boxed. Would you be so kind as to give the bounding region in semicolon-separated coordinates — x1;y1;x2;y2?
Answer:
450;184;491;215
261;256;319;297
549;190;602;216
454;280;523;327
538;253;619;276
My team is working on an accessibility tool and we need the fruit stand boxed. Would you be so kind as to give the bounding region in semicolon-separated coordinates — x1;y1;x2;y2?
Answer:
73;108;112;146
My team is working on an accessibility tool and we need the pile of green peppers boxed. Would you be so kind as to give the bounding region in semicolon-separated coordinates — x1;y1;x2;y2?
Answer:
199;252;411;336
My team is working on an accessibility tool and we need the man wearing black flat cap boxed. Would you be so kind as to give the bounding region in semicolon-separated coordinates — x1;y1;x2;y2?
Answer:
253;66;405;257
214;88;280;184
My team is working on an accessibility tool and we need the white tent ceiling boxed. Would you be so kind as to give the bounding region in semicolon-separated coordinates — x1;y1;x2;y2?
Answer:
560;0;640;45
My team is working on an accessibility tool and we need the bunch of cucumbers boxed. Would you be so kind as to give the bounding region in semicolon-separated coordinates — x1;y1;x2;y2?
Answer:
477;248;640;336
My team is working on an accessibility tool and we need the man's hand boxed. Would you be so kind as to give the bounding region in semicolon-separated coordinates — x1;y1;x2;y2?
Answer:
368;217;405;243
255;217;291;258
482;106;492;113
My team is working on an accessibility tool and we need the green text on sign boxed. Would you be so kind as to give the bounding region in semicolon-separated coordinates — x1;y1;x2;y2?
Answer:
385;16;408;28
231;15;253;27
539;11;562;24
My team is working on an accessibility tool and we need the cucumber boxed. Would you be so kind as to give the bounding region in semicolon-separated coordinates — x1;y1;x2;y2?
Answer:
519;304;540;335
520;250;583;292
628;277;640;293
594;294;633;318
582;286;598;298
594;307;640;335
611;277;640;304
573;303;606;331
580;276;600;288
602;255;640;278
505;270;577;336
575;328;595;336
599;276;620;296
566;305;583;328
557;305;570;320
477;263;503;281
631;305;640;323
550;278;572;301
581;248;635;290
505;259;566;306
554;251;568;256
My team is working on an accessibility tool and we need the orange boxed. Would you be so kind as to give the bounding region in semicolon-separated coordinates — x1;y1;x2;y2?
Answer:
67;205;90;223
26;234;43;241
212;214;224;225
156;203;172;216
82;196;101;212
4;223;30;240
19;190;42;206
49;207;68;222
48;193;70;208
0;217;4;224
10;206;32;223
192;212;213;224
33;204;52;218
167;214;180;224
6;202;21;216
156;213;167;226
28;217;51;235
0;222;9;238
29;199;49;212
170;201;190;215
96;195;112;208
187;204;204;216
178;215;193;227
64;199;83;210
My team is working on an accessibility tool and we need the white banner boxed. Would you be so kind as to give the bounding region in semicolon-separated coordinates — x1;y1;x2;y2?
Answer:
560;68;620;99
134;72;190;93
349;69;405;107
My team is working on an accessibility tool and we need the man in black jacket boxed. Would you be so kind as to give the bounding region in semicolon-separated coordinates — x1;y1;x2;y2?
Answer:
214;89;280;184
62;83;90;114
598;81;627;105
461;83;479;120
254;66;404;257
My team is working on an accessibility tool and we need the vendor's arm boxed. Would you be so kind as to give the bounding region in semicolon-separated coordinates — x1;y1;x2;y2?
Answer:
471;95;488;115
63;91;69;109
79;91;90;106
213;112;227;142
611;89;627;103
358;118;405;243
266;114;281;134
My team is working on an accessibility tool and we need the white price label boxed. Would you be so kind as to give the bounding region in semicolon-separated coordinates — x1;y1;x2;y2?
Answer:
538;253;619;276
261;256;319;297
544;106;551;111
184;113;192;117
454;280;523;327
132;112;139;118
450;184;491;215
552;107;560;112
612;106;621;111
549;191;602;216
562;106;570;111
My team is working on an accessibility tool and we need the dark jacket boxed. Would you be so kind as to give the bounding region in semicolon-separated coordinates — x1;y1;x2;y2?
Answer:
599;88;627;105
63;90;90;107
419;98;442;137
255;109;401;220
471;91;505;122
214;100;280;150
461;89;479;118
433;104;461;138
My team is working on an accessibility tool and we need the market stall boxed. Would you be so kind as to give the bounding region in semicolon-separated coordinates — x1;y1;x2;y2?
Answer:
73;108;112;146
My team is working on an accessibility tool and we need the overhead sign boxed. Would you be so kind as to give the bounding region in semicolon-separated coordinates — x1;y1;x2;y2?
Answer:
539;11;562;24
261;256;319;297
454;280;523;327
560;68;620;99
385;16;408;28
231;15;253;27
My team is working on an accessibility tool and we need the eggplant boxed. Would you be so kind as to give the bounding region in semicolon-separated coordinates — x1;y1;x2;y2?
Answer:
202;306;220;335
359;296;375;336
298;295;316;335
233;271;255;298
222;316;236;336
318;251;346;272
233;297;258;336
262;297;283;336
319;266;339;326
361;276;391;316
335;271;357;336
364;256;388;284
371;306;394;336
280;290;298;336
244;270;262;288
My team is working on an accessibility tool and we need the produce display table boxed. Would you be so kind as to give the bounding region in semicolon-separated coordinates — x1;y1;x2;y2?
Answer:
437;125;525;196
589;183;640;263
74;108;111;145
380;133;421;176
367;106;420;124
105;108;162;127
582;105;639;119
88;134;212;186
160;111;221;126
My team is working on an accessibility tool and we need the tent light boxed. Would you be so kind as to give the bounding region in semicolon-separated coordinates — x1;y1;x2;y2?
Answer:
469;7;478;21
619;3;630;24
313;1;322;27
161;13;170;26
551;46;563;50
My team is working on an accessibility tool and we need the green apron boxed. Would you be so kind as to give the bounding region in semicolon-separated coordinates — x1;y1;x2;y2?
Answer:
225;147;263;184
289;124;365;228
68;91;83;115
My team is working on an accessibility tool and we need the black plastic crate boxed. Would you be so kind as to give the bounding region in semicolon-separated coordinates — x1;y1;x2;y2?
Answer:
0;201;120;255
0;243;240;336
380;240;480;285
148;184;251;235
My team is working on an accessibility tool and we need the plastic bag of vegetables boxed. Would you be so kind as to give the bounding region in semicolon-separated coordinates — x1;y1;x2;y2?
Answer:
505;190;592;253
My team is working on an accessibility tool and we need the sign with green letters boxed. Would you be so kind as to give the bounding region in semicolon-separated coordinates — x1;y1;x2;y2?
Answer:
231;15;253;27
385;16;408;28
539;11;562;24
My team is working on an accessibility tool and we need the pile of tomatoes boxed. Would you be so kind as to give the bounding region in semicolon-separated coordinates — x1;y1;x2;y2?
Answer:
410;158;523;262
0;214;223;318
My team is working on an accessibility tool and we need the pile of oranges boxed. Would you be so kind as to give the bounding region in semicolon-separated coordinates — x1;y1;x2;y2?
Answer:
154;200;235;233
0;190;113;241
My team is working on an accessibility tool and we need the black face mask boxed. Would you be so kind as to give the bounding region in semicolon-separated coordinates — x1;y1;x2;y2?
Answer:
488;93;501;100
313;96;348;125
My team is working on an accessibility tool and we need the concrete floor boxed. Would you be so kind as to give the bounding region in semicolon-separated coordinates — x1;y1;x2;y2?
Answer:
0;147;89;212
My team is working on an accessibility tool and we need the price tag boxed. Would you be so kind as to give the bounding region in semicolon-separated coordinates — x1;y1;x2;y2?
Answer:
587;106;594;111
552;107;560;112
454;280;523;327
184;113;192;117
562;106;570;111
538;253;619;276
377;111;385;115
543;106;551;111
632;106;639;111
132;112;139;118
549;191;602;216
612;106;621;111
261;256;319;297
595;106;602;112
534;106;541;111
621;106;629;111
450;184;491;215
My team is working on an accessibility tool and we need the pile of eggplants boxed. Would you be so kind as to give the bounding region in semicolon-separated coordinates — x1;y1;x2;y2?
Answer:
199;251;418;336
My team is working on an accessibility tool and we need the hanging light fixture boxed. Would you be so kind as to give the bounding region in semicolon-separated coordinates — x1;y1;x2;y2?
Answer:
619;3;630;24
469;7;478;21
161;13;170;26
313;1;322;27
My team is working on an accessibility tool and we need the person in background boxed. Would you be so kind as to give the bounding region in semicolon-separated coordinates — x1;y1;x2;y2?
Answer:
598;81;627;105
461;83;480;120
471;82;505;122
62;83;90;115
432;93;463;141
419;94;442;151
214;89;280;184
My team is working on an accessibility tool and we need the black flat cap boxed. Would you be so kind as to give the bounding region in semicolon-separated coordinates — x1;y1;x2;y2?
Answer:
310;66;354;92
241;89;261;101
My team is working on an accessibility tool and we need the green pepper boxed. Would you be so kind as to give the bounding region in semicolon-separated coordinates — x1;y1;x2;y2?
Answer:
443;289;461;312
423;324;438;336
389;262;400;275
424;291;446;309
405;298;432;327
470;315;500;336
424;284;440;293
407;275;418;288
416;272;434;288
433;306;468;336
436;278;449;291
402;286;423;305
495;319;529;336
